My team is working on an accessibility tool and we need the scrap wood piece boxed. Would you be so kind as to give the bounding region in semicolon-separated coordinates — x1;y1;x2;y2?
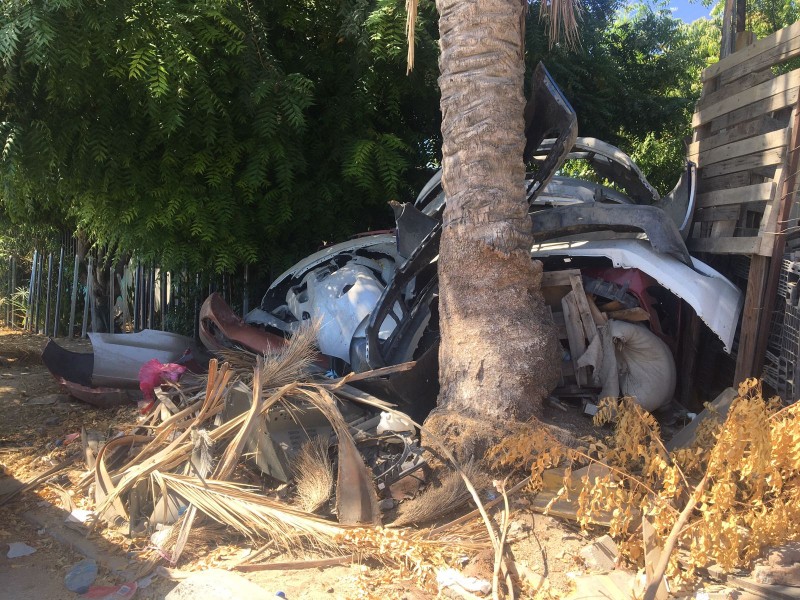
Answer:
326;361;416;385
642;516;669;600
585;294;608;326
234;554;354;572
665;387;736;451
531;464;615;527
568;274;597;343
562;291;590;387
707;565;800;600
605;307;650;322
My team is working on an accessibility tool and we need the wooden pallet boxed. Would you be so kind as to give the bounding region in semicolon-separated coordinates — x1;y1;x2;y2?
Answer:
688;21;800;384
688;22;800;257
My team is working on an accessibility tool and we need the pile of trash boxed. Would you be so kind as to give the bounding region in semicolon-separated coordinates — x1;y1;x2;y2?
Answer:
26;329;515;596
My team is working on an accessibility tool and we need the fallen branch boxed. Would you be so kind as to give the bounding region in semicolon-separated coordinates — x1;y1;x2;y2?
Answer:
643;473;709;600
235;555;354;572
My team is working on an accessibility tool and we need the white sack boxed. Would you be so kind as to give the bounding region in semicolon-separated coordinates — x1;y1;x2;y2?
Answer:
578;319;675;412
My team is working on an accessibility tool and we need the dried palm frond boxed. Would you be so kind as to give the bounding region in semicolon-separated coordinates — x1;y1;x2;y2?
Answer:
540;0;582;49
294;437;334;513
392;462;491;527
405;0;418;73
159;518;228;564
189;429;214;478
216;322;318;389
294;386;380;525
150;472;346;553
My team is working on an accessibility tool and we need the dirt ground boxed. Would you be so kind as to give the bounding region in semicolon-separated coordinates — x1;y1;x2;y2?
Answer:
0;327;627;600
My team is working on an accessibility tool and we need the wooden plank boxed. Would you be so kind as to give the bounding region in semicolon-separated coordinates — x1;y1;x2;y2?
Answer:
711;218;737;237
689;129;787;166
693;69;800;127
758;165;785;252
561;291;589;387
693;205;741;222
696;69;774;111
686;114;783;155
696;182;774;208
551;310;569;341
708;86;799;132
719;0;736;59
568;274;597;344
666;387;737;450
542;269;580;288
702;20;800;81
699;172;752;192
699;147;784;179
643;517;669;600
720;33;800;86
586;294;607;326
686;236;762;254
735;254;770;384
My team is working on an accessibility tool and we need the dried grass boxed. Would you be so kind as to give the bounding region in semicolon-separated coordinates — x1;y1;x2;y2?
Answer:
393;462;491;527
294;436;334;513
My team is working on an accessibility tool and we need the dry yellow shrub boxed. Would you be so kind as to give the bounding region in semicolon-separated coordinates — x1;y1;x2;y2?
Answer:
489;379;800;586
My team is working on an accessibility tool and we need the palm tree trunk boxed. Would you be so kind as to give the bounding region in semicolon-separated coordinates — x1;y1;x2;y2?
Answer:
429;0;559;452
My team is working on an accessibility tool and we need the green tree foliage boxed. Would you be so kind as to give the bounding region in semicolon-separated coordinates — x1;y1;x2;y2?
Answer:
528;1;718;194
0;0;440;272
0;0;737;272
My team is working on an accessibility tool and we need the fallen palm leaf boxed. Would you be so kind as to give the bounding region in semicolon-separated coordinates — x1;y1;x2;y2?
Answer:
150;471;346;552
295;386;380;525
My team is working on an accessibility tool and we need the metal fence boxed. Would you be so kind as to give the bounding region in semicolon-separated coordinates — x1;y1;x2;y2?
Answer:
1;240;259;340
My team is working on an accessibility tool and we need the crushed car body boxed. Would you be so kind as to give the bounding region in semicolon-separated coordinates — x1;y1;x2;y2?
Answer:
43;62;742;420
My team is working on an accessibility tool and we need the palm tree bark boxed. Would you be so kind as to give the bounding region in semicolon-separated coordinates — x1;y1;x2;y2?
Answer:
429;0;559;451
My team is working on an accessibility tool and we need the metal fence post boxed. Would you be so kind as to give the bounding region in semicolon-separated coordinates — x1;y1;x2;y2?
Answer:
68;252;79;337
44;252;53;337
82;255;93;338
34;251;43;333
53;246;64;337
26;249;37;331
109;262;115;334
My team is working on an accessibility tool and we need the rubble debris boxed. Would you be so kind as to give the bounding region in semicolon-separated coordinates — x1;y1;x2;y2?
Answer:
754;563;800;587
642;517;669;600
42;330;204;407
81;581;137;599
26;393;68;405
436;567;492;596
65;558;98;593
754;542;800;587
579;534;618;572
164;569;276;600
6;541;36;558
